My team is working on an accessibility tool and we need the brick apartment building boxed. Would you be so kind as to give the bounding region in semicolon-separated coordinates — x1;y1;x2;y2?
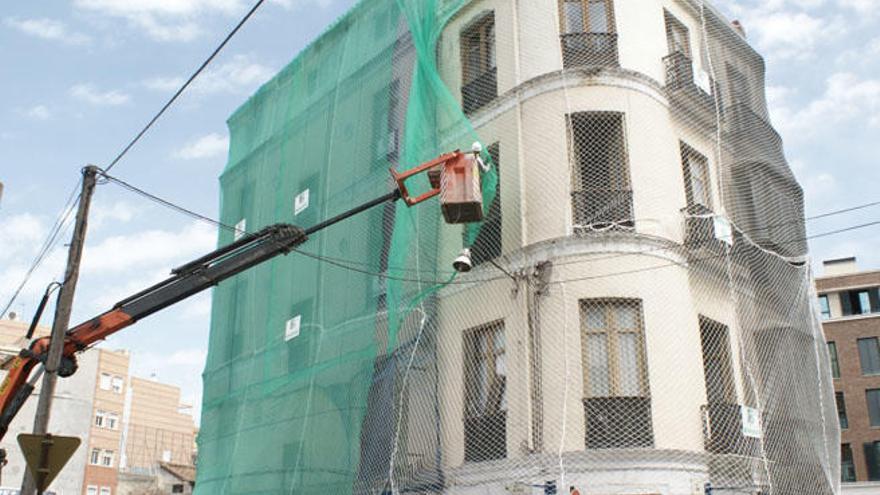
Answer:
817;257;880;485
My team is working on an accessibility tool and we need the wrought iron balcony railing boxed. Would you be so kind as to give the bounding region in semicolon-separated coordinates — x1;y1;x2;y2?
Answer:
561;32;619;69
584;397;653;449
663;51;719;127
464;411;507;462
462;67;498;114
571;189;634;230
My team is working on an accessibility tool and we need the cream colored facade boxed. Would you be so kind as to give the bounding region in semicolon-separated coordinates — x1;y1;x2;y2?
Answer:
410;0;814;493
121;377;196;471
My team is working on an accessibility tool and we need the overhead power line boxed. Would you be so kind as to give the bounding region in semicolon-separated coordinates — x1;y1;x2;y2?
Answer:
0;179;82;319
98;170;880;287
104;0;268;173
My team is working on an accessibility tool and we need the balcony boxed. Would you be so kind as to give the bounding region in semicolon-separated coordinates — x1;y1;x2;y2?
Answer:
663;51;719;129
462;67;497;114
701;403;761;456
584;397;653;449
561;32;619;69
571;189;634;231
464;411;506;462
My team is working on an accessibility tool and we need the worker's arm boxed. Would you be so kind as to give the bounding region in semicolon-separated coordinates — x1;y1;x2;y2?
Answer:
0;224;307;440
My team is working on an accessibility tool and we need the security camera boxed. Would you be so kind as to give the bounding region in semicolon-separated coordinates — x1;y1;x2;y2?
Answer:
452;248;473;273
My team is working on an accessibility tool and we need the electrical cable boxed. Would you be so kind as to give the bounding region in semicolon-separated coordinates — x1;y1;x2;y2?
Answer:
0;179;82;320
99;169;880;283
103;0;268;173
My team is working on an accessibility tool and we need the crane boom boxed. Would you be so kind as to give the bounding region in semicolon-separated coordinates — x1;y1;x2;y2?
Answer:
0;147;466;443
0;223;308;440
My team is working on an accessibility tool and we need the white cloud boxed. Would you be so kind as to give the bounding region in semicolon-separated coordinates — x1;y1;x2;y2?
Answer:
72;0;245;42
143;76;184;92
839;0;879;14
24;105;51;121
190;55;274;95
90;201;136;231
174;133;229;160
772;72;880;137
82;221;217;274
70;84;131;106
744;10;844;60
4;17;91;45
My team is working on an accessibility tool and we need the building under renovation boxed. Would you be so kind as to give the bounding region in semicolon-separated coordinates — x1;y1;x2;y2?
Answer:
196;0;838;494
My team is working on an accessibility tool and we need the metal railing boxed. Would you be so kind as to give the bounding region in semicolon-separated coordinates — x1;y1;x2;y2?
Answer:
561;32;619;68
571;189;634;228
462;67;497;114
663;51;718;115
584;397;653;449
464;411;507;462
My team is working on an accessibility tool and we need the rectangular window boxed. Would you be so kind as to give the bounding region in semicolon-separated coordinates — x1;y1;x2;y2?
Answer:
463;321;506;462
90;448;100;465
828;342;840;379
100;488;111;495
842;288;880;316
94;410;105;428
470;143;502;266
664;10;691;57
859;338;880;375
87;487;98;495
106;412;118;430
837;392;849;429
461;13;497;114
868;389;880;427
569;112;632;229
866;441;880;481
700;317;736;404
681;143;712;211
580;299;653;448
559;0;618;67
173;485;185;494
99;373;111;391
560;0;614;33
819;295;831;319
101;449;114;467
111;376;124;394
842;444;856;482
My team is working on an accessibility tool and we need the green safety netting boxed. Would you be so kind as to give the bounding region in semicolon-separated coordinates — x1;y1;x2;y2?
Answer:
196;0;494;492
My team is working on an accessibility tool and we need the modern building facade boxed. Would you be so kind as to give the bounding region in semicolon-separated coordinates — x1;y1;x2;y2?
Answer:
817;258;880;487
0;318;197;495
121;377;197;471
205;0;835;493
0;319;95;495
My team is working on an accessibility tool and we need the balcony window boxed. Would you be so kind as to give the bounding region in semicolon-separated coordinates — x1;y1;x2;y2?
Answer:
681;143;712;212
819;295;831;320
568;112;633;230
842;444;856;482
90;448;100;465
559;0;618;68
461;13;497;114
101;449;115;467
828;341;840;378
580;299;653;449
842;288;880;316
836;392;849;429
699;317;736;404
470;143;502;266
867;389;880;427
95;410;105;428
464;321;506;462
859;338;880;375
664;11;691;58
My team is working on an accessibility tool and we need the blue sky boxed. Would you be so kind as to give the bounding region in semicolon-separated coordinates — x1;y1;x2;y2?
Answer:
0;0;877;422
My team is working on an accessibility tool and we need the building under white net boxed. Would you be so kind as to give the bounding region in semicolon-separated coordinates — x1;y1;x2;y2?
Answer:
196;1;839;494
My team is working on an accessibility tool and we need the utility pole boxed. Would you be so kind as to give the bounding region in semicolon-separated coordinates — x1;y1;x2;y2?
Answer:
21;166;98;495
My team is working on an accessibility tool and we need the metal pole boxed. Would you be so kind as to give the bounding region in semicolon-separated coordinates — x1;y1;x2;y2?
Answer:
21;166;98;495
